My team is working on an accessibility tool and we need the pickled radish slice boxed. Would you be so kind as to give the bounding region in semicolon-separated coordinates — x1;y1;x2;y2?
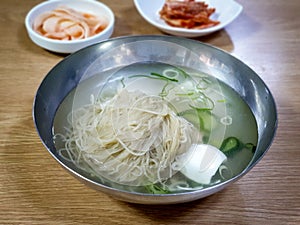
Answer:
33;6;108;40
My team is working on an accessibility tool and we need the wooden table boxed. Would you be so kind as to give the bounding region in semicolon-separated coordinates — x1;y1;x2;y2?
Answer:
1;0;299;224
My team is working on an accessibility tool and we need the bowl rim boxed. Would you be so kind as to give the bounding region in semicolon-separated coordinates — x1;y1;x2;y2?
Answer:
25;0;115;45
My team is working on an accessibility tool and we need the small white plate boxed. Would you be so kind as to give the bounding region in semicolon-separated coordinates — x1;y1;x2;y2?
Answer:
134;0;243;37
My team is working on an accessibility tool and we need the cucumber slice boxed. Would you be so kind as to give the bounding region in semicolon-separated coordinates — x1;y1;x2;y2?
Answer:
220;137;240;155
179;109;218;133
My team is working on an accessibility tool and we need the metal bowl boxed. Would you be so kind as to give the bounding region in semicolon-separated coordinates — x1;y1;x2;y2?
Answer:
33;35;277;204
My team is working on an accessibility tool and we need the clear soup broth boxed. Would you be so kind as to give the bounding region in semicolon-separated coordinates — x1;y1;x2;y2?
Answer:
53;62;258;194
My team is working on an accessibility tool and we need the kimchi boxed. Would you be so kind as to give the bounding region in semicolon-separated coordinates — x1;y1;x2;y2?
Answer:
159;0;220;29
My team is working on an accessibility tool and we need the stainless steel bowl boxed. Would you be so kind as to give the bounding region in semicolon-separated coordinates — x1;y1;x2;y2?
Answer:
33;35;277;204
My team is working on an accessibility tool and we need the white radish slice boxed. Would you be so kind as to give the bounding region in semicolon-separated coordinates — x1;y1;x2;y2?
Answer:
181;144;227;184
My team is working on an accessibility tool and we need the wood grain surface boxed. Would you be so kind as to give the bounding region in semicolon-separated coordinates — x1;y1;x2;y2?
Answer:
0;0;299;224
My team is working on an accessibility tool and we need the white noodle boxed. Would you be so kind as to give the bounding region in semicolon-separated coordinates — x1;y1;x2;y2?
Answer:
58;89;201;186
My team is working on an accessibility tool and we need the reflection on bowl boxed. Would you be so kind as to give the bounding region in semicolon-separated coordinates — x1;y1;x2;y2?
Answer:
25;0;114;53
33;35;277;204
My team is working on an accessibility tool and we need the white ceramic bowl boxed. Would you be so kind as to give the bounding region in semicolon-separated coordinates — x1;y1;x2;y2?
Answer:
134;0;243;37
25;0;114;53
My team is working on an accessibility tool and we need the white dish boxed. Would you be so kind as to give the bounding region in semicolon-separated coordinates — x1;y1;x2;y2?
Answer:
25;0;114;53
133;0;243;37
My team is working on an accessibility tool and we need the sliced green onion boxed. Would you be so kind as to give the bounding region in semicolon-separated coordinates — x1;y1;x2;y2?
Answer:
145;184;170;194
162;68;180;78
176;92;195;97
220;116;232;125
120;77;125;88
173;67;189;78
159;82;175;98
129;73;178;82
196;77;212;90
245;143;257;153
150;72;179;82
218;164;233;180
